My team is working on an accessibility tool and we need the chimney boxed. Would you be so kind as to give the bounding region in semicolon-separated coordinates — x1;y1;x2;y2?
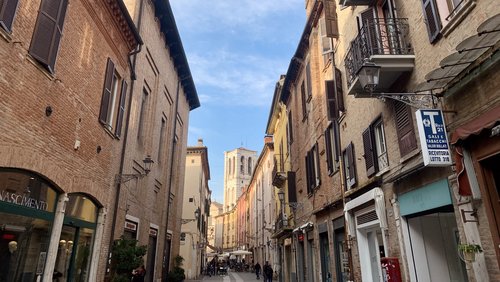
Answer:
197;138;204;146
264;135;273;144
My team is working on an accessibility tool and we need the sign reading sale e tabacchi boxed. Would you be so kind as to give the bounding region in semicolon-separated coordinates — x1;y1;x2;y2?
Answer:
415;109;452;167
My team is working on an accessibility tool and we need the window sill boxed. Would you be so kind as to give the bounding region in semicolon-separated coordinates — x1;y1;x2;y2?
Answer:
26;55;55;81
101;123;118;139
0;28;12;43
399;148;420;164
441;0;476;37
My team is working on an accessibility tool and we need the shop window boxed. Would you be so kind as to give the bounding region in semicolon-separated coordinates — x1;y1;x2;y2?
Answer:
29;0;68;73
66;194;97;223
0;0;19;33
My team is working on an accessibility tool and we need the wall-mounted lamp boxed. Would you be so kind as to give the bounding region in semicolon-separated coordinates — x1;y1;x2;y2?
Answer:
278;190;302;211
181;208;200;224
115;156;154;184
357;60;438;109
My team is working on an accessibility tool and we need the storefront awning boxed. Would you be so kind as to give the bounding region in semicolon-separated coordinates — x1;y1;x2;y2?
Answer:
450;105;500;144
414;13;500;93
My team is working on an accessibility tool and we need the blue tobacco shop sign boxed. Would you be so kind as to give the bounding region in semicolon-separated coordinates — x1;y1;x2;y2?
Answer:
415;109;452;167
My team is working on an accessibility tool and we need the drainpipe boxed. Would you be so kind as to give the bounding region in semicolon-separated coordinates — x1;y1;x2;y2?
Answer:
162;77;183;279
106;0;144;276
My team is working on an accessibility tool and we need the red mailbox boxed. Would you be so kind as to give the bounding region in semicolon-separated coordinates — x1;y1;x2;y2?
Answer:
381;257;402;282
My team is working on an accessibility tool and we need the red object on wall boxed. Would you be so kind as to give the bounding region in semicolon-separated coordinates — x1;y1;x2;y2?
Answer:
381;257;402;282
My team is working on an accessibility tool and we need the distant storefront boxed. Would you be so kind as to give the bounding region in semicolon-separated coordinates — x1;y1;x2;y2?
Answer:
0;168;99;281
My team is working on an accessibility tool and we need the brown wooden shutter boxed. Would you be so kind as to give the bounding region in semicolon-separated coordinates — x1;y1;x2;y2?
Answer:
314;143;321;186
325;126;333;174
305;154;311;193
358;8;378;53
288;110;293;143
422;0;441;43
325;80;337;121
335;68;345;112
29;0;68;73
323;0;339;39
306;62;312;99
301;81;307;119
347;142;356;186
0;0;19;32
99;59;115;124
287;171;297;203
115;80;127;137
333;122;341;163
394;101;417;156
362;126;377;177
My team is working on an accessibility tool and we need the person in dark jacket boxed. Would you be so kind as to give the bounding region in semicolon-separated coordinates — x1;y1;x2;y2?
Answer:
254;262;261;279
263;261;273;282
132;265;146;282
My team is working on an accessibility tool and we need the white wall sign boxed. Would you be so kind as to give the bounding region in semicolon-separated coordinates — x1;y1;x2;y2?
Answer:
415;109;452;167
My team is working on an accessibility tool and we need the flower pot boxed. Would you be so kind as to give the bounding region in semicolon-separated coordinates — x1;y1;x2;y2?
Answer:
463;251;476;262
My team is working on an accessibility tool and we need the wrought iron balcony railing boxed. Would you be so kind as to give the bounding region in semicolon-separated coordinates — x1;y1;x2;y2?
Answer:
275;212;288;232
345;18;413;87
272;163;286;187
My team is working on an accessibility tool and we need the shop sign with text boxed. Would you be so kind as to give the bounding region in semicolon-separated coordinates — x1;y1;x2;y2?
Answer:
415;109;452;167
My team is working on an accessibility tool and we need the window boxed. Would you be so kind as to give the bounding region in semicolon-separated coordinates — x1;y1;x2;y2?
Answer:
279;139;284;171
137;87;149;141
305;61;312;101
248;157;252;174
158;116;166;163
362;117;389;178
232;156;236;176
422;0;474;42
394;101;417;157
325;122;340;175
288;110;294;145
240;156;245;174
305;143;321;194
0;0;19;33
99;58;127;137
228;158;232;176
301;81;308;120
342;142;356;190
325;68;345;121
29;0;68;73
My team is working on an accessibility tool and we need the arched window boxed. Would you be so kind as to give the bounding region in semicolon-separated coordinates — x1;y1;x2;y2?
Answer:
248;157;252;174
228;158;232;175
240;156;245;174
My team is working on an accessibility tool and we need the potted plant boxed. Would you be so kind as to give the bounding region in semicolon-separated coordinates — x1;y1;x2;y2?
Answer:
458;243;483;262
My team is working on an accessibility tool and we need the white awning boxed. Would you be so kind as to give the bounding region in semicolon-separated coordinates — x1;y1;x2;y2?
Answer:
344;187;387;236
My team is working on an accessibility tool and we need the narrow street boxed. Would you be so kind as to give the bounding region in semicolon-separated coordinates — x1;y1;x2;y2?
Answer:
186;270;264;282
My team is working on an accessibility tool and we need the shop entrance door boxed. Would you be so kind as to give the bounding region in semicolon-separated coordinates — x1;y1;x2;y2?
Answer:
480;153;500;265
55;225;93;282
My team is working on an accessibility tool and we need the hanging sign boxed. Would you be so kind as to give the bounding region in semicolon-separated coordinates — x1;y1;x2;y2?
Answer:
415;109;452;167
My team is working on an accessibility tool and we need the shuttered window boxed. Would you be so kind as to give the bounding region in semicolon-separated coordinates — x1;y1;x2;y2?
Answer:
306;62;312;100
99;58;127;137
325;80;337;120
362;126;377;177
335;68;345;112
357;8;378;52
287;171;297;203
29;0;68;73
288;110;294;144
0;0;19;32
394;101;417;156
422;0;441;43
324;0;339;38
301;81;307;120
305;144;321;194
325;123;340;175
343;142;356;190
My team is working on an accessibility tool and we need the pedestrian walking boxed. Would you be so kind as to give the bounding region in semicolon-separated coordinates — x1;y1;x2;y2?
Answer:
263;261;273;282
131;265;146;282
254;262;261;279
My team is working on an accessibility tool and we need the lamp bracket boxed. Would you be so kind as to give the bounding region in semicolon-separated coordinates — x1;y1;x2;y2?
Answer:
115;173;146;184
373;92;439;109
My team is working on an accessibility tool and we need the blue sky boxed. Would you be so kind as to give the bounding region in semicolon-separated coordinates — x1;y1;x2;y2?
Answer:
170;0;306;204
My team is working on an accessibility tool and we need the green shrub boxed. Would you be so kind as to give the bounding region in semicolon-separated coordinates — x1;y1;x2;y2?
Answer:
167;255;186;282
111;237;147;282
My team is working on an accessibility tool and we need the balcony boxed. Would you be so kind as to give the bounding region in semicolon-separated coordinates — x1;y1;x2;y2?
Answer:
345;18;415;97
340;0;376;6
272;212;292;239
272;164;286;187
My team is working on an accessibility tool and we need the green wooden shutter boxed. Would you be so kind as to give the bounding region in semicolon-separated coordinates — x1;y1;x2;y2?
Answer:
0;0;20;32
29;0;68;73
99;59;115;124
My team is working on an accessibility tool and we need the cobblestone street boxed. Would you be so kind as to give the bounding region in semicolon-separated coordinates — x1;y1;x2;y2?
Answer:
186;270;268;282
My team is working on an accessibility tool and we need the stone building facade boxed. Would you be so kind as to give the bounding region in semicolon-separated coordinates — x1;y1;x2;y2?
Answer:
0;0;140;280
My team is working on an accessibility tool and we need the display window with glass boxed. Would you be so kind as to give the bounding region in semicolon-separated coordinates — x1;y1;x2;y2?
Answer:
0;169;58;281
0;169;99;282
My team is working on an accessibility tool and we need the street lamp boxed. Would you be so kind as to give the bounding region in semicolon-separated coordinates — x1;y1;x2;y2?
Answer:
357;61;381;92
356;60;438;109
115;156;154;183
